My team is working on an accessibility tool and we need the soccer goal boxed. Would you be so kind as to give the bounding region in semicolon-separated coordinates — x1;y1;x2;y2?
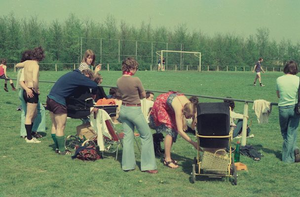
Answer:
156;50;202;71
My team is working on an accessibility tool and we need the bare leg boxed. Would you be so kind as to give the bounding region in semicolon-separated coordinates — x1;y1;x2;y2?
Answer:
25;103;37;124
257;73;262;83
164;135;178;168
53;113;67;137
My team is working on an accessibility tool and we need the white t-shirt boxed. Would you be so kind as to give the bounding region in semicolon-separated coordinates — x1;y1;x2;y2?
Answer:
276;74;300;107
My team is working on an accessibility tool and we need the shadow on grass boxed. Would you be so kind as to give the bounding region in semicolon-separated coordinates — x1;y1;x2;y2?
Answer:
253;144;281;160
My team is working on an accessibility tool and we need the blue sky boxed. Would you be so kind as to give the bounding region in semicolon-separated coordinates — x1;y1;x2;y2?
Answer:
2;0;300;43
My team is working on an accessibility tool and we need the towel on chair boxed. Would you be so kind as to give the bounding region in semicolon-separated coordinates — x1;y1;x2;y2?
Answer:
252;99;272;124
90;108;112;151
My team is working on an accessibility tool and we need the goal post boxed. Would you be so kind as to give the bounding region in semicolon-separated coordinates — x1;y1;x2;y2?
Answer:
156;50;202;71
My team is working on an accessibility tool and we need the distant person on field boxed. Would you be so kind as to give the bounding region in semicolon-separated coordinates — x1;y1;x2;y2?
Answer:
0;59;16;92
276;60;300;163
157;58;165;71
253;58;265;87
78;49;101;74
47;69;97;155
15;50;46;139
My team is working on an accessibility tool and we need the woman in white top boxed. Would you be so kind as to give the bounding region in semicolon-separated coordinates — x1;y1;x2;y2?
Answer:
276;60;300;163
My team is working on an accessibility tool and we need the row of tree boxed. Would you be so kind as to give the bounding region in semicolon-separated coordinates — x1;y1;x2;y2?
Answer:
0;13;299;71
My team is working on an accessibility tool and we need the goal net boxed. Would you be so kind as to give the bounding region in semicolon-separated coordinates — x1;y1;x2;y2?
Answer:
156;50;202;71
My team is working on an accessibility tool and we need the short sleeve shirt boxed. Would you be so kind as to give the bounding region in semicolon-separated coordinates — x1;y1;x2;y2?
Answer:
276;75;299;106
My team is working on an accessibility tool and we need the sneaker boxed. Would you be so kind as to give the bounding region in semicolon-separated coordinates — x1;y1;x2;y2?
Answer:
247;134;255;138
25;137;41;143
4;87;8;92
253;83;256;86
260;84;265;87
20;136;26;139
58;150;72;155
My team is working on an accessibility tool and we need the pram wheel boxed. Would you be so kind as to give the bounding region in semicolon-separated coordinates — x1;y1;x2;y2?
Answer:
65;135;82;150
230;160;238;185
191;164;196;183
104;138;119;153
82;139;97;147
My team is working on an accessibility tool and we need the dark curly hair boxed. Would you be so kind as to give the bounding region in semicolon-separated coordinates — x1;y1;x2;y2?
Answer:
31;46;45;62
21;50;32;62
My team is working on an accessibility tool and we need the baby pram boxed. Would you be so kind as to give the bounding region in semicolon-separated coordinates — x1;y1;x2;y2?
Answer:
191;102;237;185
65;103;123;160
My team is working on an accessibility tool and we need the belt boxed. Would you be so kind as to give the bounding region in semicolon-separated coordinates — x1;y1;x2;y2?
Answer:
122;103;141;106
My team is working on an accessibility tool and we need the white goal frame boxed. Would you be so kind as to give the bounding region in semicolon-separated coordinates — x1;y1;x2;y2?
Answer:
156;50;202;71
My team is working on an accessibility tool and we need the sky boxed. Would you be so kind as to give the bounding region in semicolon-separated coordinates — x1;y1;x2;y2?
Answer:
1;0;300;43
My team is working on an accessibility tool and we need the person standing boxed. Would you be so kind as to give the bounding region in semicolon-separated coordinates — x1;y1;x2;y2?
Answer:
276;60;300;163
253;58;265;87
20;47;45;143
15;50;46;139
0;59;16;92
117;57;157;174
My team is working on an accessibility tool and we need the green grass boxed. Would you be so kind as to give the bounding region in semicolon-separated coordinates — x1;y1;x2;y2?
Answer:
1;70;300;197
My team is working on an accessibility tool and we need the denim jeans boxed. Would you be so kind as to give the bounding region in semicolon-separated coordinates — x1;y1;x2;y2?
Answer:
278;105;300;163
233;119;251;138
119;105;157;171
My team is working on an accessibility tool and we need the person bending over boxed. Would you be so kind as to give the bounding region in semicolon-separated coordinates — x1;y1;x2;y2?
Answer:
46;69;97;155
149;92;198;169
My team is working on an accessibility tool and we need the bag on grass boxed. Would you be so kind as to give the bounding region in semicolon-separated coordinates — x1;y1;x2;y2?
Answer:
71;143;101;161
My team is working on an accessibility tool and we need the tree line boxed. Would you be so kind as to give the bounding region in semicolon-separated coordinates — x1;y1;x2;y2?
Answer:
0;13;299;71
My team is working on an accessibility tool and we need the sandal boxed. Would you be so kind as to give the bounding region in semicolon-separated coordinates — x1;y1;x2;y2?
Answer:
163;160;179;169
163;157;178;164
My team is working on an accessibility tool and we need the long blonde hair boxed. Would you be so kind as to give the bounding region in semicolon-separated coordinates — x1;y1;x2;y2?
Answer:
182;96;199;131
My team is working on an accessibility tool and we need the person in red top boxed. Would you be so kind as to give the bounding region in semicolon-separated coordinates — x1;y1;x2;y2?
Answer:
149;92;198;169
0;59;16;92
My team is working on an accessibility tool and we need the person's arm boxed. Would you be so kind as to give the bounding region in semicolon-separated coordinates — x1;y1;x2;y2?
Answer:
20;80;34;98
230;110;244;119
94;64;101;74
15;62;25;68
261;66;265;73
32;64;39;94
3;65;7;78
253;64;257;72
136;78;146;99
172;99;197;149
276;90;280;98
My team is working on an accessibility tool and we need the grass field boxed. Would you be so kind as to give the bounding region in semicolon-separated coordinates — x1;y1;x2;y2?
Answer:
1;70;300;197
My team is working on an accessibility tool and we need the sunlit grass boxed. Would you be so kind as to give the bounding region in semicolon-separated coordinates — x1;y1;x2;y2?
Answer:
1;70;300;197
